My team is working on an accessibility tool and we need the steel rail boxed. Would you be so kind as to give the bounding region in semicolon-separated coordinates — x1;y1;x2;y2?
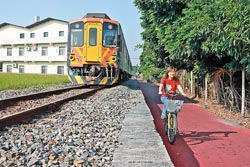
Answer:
0;87;103;128
0;85;87;107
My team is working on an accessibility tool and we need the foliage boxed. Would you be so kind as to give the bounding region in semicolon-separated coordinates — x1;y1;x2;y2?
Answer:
134;0;250;114
134;0;250;78
0;73;70;91
134;0;185;79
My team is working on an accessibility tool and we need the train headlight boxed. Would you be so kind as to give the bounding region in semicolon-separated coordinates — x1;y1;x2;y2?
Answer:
108;24;113;29
69;55;75;61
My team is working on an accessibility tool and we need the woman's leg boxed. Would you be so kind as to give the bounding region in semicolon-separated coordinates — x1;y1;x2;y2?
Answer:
161;97;168;118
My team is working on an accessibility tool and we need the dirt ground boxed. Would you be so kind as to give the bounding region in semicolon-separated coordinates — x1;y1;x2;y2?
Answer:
193;96;250;129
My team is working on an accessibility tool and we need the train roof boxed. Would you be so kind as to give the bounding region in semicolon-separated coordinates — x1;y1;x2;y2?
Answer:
83;13;111;20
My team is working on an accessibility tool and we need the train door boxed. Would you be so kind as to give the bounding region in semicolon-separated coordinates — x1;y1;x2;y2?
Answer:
85;23;102;62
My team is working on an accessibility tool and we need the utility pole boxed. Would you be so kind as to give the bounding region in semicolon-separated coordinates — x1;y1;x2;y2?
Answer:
190;71;193;95
205;74;208;101
241;65;245;117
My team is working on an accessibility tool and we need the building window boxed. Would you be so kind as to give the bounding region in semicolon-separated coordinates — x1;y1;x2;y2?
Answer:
20;33;25;39
19;65;24;73
33;45;38;51
30;33;35;38
19;47;24;56
41;47;48;56
59;31;64;36
41;66;48;74
59;46;66;56
57;66;64;74
7;65;12;72
43;32;48;37
7;48;12;56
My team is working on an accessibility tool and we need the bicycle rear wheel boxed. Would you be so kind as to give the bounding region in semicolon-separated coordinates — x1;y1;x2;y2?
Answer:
167;113;177;144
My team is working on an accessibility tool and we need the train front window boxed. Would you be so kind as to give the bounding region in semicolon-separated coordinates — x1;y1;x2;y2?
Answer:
89;28;97;46
70;22;84;46
103;23;117;47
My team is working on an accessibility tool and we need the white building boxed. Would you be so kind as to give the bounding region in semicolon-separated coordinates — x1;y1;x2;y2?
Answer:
0;17;68;75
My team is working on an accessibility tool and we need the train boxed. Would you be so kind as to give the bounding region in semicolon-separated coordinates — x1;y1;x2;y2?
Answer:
67;13;132;85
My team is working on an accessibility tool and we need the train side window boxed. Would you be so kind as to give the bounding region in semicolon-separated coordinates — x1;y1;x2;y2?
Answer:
89;28;97;46
117;35;121;47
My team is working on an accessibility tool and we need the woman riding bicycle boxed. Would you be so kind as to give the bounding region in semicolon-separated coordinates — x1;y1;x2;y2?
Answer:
158;66;186;119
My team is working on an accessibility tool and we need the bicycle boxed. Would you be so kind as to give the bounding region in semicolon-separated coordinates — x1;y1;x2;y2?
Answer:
162;93;184;144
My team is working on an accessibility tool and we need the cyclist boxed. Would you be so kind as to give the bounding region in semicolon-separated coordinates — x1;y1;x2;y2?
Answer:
158;66;186;119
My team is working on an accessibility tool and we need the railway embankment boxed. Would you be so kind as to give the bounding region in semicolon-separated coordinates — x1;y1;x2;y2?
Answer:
0;80;173;166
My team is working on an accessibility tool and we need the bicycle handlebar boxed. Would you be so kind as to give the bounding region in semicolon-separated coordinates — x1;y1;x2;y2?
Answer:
159;91;179;96
159;91;185;100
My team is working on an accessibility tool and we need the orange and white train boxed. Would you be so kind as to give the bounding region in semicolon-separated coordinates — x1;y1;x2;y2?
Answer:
67;13;132;85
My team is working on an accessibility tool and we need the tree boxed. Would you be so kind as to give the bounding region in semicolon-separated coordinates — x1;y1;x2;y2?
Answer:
134;0;250;112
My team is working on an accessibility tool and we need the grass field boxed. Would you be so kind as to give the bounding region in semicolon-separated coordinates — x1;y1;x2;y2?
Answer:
0;73;71;91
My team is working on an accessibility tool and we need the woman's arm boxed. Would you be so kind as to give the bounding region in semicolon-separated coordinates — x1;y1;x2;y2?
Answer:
177;85;186;96
159;83;164;94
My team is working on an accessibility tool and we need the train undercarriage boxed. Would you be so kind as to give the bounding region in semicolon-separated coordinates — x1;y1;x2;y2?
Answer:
68;64;130;85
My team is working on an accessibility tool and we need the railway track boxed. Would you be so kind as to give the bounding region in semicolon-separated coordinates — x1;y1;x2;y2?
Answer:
0;85;104;128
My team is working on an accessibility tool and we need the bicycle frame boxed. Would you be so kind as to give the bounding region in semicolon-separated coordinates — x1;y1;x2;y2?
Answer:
163;93;184;144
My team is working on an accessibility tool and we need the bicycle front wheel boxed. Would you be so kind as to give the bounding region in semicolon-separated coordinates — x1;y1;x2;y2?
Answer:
163;117;168;134
167;113;177;144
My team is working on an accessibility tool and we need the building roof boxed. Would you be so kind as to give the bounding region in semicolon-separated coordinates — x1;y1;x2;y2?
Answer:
0;22;25;29
0;17;68;29
26;17;68;28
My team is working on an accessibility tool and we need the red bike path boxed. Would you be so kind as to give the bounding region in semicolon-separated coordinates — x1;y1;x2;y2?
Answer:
139;81;250;167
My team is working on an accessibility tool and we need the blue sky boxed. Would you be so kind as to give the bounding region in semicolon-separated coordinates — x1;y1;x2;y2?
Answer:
0;0;143;66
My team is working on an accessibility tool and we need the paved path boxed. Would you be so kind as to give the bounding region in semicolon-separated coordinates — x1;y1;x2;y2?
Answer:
139;80;250;167
113;80;250;167
112;80;174;167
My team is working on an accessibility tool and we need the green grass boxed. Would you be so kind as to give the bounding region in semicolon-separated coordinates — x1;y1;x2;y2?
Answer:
0;73;71;91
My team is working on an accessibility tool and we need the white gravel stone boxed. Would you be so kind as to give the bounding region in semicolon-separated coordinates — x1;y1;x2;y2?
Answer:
0;81;141;166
